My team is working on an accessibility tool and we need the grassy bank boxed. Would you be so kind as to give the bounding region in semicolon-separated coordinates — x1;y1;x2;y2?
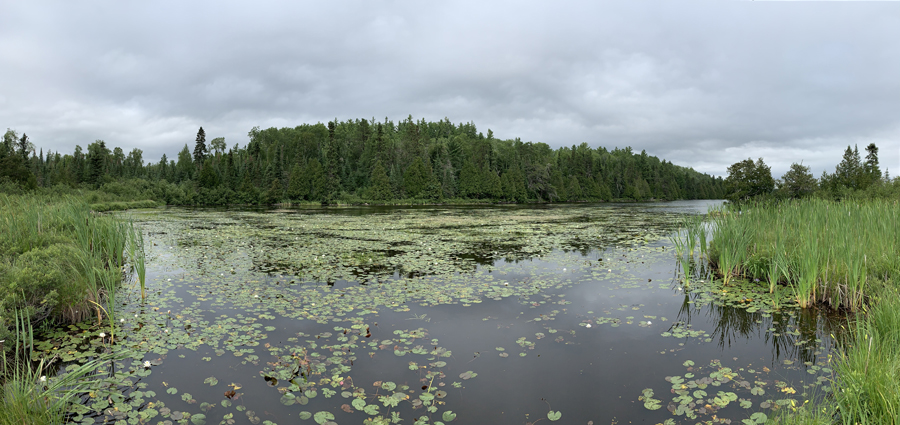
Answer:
0;193;142;423
704;199;900;424
0;193;137;353
708;199;900;311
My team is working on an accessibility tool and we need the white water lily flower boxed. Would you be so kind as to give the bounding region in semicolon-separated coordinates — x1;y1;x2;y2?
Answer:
254;294;259;298
586;324;592;328
647;321;652;325
144;361;151;368
99;332;106;338
120;318;125;323
39;376;47;382
608;269;612;272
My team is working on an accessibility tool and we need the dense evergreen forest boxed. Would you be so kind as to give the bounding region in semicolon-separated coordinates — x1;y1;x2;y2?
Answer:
0;117;725;205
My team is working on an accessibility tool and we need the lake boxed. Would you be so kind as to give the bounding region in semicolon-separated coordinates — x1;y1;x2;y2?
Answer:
47;201;840;425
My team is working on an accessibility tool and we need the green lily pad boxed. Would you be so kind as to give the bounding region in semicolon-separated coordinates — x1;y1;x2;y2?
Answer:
313;411;335;425
352;398;366;410
459;371;477;380
547;410;562;421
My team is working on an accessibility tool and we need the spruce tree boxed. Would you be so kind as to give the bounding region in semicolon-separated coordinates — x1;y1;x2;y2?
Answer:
835;145;862;189
864;143;881;186
458;161;480;198
87;140;108;187
368;160;392;201
17;133;29;160
193;127;207;165
287;163;308;200
566;175;583;201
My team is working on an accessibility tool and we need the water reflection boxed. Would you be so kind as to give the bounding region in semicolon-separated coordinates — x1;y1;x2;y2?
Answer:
676;290;842;365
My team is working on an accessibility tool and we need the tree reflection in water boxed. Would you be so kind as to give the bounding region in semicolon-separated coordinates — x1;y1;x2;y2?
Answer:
674;288;844;366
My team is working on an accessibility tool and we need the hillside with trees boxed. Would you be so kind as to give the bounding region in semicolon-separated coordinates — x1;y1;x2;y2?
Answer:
1;117;725;205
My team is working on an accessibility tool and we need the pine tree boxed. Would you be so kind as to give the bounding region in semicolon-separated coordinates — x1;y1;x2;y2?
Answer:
193;127;207;165
864;143;881;187
458;161;481;198
368;160;392;201
287;163;308;200
176;144;193;182
304;159;326;201
403;157;427;198
566;175;583;201
17;133;30;160
835;145;862;190
87;140;109;187
484;168;502;199
197;158;220;189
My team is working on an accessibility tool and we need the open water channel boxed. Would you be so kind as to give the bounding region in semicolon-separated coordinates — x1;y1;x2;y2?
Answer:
43;201;841;425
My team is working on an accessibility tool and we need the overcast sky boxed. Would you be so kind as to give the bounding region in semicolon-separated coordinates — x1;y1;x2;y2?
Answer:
2;1;899;179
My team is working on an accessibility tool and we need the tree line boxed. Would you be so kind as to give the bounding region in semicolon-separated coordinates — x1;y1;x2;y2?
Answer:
724;143;899;203
1;116;726;205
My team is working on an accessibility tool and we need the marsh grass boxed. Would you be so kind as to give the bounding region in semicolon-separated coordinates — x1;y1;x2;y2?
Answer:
0;311;116;425
0;194;138;355
830;288;900;424
127;222;147;301
669;215;711;286
708;199;900;311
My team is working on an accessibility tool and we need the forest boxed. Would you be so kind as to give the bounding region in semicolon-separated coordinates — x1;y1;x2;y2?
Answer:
0;116;725;205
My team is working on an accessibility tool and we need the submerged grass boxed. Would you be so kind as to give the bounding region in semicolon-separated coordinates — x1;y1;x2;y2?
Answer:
708;199;900;311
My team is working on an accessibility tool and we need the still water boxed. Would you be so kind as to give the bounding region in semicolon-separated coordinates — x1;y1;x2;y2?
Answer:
66;201;839;425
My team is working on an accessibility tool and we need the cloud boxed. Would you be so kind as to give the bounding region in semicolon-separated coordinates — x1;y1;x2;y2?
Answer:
1;1;899;178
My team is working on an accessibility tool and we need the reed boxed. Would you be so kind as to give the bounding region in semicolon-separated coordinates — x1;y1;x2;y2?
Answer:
707;199;900;311
0;194;139;352
0;311;118;425
128;222;147;301
832;288;900;424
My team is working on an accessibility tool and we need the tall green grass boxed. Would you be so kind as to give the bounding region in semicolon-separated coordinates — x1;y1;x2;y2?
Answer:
831;288;900;424
0;194;139;353
707;199;900;311
668;214;711;286
0;311;118;425
127;221;147;301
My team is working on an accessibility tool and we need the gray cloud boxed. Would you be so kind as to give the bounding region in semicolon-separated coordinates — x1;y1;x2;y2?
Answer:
2;1;899;179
